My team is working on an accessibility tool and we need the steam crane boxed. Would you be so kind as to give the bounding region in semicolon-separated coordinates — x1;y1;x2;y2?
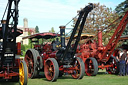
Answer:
56;3;95;65
75;10;128;76
0;0;28;85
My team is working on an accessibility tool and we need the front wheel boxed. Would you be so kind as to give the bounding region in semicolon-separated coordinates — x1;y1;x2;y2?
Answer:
85;57;98;76
44;58;59;82
72;57;85;79
19;60;28;85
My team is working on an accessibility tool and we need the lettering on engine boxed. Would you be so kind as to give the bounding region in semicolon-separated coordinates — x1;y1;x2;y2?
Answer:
4;54;14;57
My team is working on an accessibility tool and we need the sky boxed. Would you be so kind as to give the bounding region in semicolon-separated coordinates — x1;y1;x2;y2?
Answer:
0;0;125;33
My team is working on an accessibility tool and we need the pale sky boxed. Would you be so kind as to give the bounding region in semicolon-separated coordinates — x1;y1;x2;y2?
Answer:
0;0;125;33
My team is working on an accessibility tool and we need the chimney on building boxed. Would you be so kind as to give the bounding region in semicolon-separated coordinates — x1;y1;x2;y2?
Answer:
23;18;28;28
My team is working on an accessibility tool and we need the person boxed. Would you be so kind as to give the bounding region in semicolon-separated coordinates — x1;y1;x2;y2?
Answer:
116;50;122;61
51;38;61;51
119;49;127;76
126;51;128;76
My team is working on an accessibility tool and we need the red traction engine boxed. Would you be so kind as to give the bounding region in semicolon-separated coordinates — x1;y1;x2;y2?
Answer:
75;10;128;76
23;3;94;81
0;0;28;85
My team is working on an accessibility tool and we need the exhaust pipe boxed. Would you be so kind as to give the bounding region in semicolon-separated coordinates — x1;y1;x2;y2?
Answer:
59;26;65;47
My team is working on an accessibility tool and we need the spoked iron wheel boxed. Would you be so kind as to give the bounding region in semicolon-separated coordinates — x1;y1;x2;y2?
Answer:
106;55;119;74
44;58;59;81
72;57;85;79
19;60;28;85
85;57;98;76
24;49;39;78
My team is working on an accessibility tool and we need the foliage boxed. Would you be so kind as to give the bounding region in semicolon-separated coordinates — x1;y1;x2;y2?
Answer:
35;26;39;33
48;27;57;42
115;0;128;41
115;0;128;15
49;27;55;33
21;44;25;51
20;44;32;57
73;3;118;45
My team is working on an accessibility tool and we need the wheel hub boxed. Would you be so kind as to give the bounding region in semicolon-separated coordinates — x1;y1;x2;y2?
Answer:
89;65;92;68
49;67;52;72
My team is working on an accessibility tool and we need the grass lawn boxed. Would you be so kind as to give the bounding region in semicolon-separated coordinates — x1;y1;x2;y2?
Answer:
0;70;128;85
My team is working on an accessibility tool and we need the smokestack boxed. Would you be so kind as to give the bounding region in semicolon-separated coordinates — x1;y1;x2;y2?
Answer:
98;30;103;47
59;26;65;47
1;20;6;38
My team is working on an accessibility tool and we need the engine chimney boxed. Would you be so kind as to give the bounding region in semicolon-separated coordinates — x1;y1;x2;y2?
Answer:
1;20;6;38
59;26;65;47
98;30;103;47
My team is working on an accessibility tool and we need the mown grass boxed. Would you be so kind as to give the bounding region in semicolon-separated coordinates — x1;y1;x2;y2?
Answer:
0;70;128;85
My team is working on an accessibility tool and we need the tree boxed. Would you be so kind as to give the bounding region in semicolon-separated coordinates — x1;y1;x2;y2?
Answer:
73;3;118;45
35;26;39;33
49;27;55;33
48;27;56;42
115;0;128;15
115;0;128;36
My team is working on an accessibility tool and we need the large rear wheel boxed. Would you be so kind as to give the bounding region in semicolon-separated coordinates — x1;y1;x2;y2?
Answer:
24;49;39;78
72;57;85;79
44;58;59;81
19;60;28;85
85;57;98;76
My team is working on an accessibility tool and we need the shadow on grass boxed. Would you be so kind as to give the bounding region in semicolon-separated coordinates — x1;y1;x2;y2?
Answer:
42;75;74;81
58;75;73;79
0;79;18;85
33;72;45;79
84;72;107;76
39;72;74;81
98;72;107;75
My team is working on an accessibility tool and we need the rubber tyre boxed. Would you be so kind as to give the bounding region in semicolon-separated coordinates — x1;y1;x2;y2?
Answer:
19;60;28;85
85;57;98;76
44;58;59;82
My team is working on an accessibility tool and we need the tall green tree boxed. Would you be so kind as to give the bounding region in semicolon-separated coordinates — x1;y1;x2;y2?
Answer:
115;0;128;36
115;0;128;45
49;27;55;33
35;26;39;33
115;0;128;15
48;27;56;42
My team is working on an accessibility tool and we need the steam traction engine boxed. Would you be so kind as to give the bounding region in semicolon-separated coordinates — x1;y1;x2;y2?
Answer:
23;3;94;81
0;0;28;85
75;10;128;76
